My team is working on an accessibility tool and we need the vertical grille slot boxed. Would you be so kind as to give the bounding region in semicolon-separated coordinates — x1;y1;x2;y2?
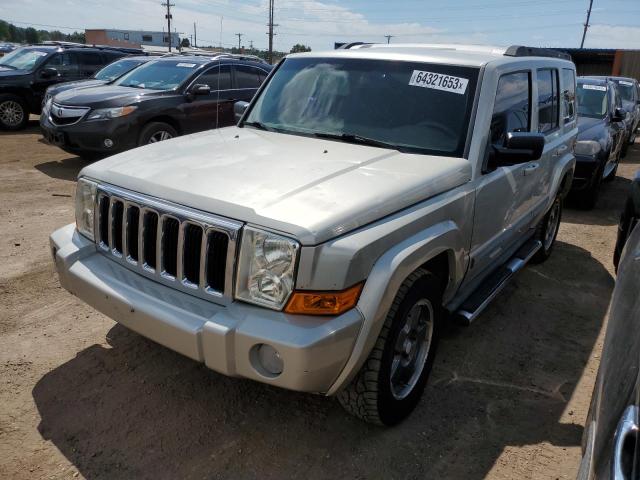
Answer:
161;217;180;277
182;224;203;285
111;200;124;254
206;231;229;293
143;211;158;269
126;206;140;262
98;196;110;247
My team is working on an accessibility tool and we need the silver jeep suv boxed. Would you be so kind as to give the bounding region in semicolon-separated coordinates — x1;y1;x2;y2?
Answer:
51;44;577;425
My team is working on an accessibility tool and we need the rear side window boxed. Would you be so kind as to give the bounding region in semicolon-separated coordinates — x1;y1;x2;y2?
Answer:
77;52;104;66
234;65;263;89
537;69;559;134
561;68;576;124
198;65;232;90
491;71;531;145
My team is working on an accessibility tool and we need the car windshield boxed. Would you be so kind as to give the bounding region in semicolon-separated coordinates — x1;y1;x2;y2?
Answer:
0;48;50;70
577;83;608;118
114;60;199;90
614;80;636;102
245;57;479;156
94;58;146;82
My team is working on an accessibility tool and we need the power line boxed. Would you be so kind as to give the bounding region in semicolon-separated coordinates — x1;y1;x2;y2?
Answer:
161;1;175;51
580;0;594;48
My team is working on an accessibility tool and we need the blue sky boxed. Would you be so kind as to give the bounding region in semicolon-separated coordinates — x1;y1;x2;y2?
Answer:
5;0;640;51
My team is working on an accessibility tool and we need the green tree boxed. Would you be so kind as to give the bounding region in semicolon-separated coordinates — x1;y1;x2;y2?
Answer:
290;44;311;53
24;27;39;44
180;38;190;48
0;21;9;41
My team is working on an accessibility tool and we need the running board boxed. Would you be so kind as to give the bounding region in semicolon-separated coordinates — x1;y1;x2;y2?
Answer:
454;239;542;325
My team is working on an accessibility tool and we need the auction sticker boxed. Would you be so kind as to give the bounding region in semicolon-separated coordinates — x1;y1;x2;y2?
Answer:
176;62;197;68
619;80;633;86
409;70;469;94
582;84;606;91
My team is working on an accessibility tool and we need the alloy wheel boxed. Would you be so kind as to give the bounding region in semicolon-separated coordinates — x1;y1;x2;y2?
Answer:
148;130;173;143
0;100;24;127
544;200;561;250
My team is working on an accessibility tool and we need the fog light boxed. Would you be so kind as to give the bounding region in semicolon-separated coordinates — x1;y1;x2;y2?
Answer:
253;344;283;377
103;138;114;148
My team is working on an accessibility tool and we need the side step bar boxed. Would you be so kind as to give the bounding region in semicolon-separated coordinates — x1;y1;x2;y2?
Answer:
454;239;542;325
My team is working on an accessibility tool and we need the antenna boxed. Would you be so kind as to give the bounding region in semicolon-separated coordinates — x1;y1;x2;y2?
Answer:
384;35;393;44
161;1;175;52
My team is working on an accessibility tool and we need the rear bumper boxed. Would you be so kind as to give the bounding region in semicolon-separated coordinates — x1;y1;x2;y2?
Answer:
40;114;139;155
50;224;363;394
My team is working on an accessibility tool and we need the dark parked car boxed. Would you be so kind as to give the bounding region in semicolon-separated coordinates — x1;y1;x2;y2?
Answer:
40;54;272;158
571;77;627;208
593;76;640;156
578;220;640;479
614;169;640;270
0;43;141;130
43;55;154;106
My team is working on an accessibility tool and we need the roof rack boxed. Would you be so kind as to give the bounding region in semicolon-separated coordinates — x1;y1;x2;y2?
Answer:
504;45;571;61
176;51;268;63
31;41;144;54
337;42;374;50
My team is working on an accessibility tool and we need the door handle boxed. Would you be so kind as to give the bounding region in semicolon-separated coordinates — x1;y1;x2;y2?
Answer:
523;163;539;176
553;145;568;157
612;405;639;479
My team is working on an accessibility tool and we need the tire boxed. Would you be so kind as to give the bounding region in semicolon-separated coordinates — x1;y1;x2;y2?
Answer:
138;122;178;146
580;165;604;210
531;192;563;264
338;268;443;426
0;94;29;130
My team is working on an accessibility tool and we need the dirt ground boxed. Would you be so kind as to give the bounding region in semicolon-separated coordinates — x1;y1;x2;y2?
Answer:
0;118;638;480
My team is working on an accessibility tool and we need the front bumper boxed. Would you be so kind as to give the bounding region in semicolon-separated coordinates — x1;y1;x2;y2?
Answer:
50;224;363;394
570;154;601;191
40;113;139;155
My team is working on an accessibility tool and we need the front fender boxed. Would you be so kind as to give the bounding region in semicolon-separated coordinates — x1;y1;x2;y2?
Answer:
326;220;464;395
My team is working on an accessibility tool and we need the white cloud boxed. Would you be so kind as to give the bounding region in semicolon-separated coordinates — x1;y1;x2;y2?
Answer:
585;24;640;49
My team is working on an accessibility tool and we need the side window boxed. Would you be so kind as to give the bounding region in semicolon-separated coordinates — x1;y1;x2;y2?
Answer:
537;68;559;134
491;71;531;146
197;65;232;90
257;69;268;83
78;52;104;67
45;53;77;76
561;68;576;124
234;65;262;89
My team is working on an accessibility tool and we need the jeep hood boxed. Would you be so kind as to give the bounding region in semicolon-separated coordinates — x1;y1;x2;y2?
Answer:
81;127;471;245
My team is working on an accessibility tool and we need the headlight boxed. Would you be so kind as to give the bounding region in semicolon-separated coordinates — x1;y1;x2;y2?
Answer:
86;106;137;121
574;140;601;157
42;96;52;114
74;178;97;240
235;226;299;310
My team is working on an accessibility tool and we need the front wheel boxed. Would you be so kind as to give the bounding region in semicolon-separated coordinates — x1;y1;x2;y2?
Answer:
138;122;178;146
338;269;442;426
531;193;563;264
0;94;28;130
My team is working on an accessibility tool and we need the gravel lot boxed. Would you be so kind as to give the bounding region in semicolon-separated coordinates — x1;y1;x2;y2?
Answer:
1;118;638;479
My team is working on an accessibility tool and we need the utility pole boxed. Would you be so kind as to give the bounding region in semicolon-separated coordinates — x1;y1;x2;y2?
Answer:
193;22;197;48
249;40;254;51
267;0;278;64
580;0;593;48
384;34;393;44
162;1;175;51
235;33;243;51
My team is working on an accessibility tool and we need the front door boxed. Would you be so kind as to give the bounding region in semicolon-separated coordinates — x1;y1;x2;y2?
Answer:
467;70;540;284
181;64;235;133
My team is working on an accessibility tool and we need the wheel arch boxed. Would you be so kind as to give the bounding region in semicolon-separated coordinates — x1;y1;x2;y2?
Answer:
142;115;182;136
326;220;464;395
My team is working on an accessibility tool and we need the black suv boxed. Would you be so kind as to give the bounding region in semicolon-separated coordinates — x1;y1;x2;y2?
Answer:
40;54;272;158
0;43;142;130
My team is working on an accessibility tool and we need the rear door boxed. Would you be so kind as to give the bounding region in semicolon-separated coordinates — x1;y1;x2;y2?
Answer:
231;64;268;103
76;51;106;78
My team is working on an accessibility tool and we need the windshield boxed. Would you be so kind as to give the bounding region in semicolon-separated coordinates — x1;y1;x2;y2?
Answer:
577;83;608;118
245;57;479;156
614;80;636;102
0;48;50;70
115;60;199;90
94;58;146;82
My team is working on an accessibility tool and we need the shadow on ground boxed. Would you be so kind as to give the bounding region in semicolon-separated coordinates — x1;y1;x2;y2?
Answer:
34;157;92;182
0;118;40;136
32;236;612;479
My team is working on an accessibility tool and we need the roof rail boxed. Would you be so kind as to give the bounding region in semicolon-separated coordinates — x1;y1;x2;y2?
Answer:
177;51;268;63
504;45;571;61
337;42;375;50
31;41;144;54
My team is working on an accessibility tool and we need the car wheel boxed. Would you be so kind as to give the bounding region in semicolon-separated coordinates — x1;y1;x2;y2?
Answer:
139;122;178;146
621;135;630;158
531;192;563;264
338;268;442;426
581;164;604;209
0;94;28;130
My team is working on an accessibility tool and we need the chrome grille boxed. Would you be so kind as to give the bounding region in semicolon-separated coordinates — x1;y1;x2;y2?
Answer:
95;184;241;303
49;103;90;126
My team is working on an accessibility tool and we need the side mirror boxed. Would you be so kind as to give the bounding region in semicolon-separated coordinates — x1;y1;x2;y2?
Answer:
612;107;626;122
190;84;211;96
234;101;249;123
40;67;58;79
493;132;545;166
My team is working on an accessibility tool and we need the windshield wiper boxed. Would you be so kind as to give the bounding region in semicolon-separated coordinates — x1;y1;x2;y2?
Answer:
0;64;17;70
243;121;272;131
313;132;405;151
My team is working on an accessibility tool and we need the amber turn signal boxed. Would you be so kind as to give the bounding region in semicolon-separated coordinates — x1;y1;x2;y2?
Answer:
284;283;364;316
